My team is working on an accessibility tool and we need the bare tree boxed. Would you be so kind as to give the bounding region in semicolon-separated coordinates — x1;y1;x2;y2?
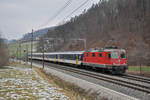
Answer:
0;36;9;67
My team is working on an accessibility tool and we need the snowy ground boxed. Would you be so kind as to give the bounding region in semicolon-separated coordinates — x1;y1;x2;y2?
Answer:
0;65;69;100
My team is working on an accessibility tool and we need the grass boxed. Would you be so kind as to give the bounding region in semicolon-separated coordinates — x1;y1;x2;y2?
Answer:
128;66;150;72
11;62;31;68
7;41;38;59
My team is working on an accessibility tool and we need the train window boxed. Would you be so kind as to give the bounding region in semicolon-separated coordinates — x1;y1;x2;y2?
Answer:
99;53;102;57
70;54;74;60
63;54;66;59
75;54;77;60
49;55;54;58
79;54;83;61
120;52;126;58
108;53;111;59
56;55;58;59
60;54;63;59
87;53;89;57
92;53;95;57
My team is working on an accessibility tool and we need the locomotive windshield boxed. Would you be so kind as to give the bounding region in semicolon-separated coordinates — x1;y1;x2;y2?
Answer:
120;52;126;58
110;52;119;59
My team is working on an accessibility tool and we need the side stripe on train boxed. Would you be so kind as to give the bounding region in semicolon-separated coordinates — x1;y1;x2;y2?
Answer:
76;55;78;65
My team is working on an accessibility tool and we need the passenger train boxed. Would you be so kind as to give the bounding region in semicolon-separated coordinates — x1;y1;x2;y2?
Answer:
28;47;128;74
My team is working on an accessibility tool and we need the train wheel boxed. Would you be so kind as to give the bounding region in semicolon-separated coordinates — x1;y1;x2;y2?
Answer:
120;69;125;74
101;69;106;73
111;71;116;75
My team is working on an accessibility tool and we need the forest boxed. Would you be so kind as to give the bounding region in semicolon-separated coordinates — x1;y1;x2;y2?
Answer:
38;0;150;65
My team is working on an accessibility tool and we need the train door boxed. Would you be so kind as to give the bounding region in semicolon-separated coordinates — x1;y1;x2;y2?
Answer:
97;52;103;64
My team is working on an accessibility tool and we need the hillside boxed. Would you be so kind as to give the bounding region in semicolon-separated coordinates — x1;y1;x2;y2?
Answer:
21;27;55;41
38;0;150;65
7;27;55;59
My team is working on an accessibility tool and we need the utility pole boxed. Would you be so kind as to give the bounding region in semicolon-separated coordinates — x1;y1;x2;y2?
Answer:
23;49;26;65
42;44;45;69
42;38;45;69
16;48;18;62
19;41;21;63
17;41;20;63
26;44;28;65
31;29;33;68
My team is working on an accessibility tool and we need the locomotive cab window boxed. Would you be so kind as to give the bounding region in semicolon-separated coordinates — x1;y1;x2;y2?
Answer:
87;53;89;57
108;53;111;59
92;53;95;57
99;53;102;57
120;52;126;58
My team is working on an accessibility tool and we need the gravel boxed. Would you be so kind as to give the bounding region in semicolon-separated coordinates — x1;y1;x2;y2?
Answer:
32;61;150;100
31;61;140;100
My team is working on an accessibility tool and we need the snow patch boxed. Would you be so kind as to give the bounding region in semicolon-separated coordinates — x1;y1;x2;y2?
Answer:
0;66;69;100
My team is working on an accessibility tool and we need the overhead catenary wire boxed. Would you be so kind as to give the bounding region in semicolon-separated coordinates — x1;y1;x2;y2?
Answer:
37;0;73;29
63;0;90;21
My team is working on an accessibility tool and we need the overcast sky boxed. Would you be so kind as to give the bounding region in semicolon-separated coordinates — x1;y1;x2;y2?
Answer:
0;0;100;40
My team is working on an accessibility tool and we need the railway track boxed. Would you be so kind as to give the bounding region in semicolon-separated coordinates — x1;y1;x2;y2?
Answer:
121;74;150;84
33;60;150;94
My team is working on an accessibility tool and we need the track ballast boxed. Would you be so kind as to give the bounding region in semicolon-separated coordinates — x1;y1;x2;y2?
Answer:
32;60;150;94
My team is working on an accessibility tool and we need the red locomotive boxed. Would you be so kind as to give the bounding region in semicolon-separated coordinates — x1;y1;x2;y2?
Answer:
82;47;128;74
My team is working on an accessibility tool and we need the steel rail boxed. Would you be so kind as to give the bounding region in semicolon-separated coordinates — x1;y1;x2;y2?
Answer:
121;74;150;84
33;60;150;94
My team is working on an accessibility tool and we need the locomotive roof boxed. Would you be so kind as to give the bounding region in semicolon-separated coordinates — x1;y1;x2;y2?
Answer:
85;48;126;52
31;51;84;55
104;49;126;52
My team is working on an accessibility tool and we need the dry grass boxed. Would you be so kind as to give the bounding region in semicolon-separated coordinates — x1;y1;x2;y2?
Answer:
10;61;31;68
34;67;107;100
